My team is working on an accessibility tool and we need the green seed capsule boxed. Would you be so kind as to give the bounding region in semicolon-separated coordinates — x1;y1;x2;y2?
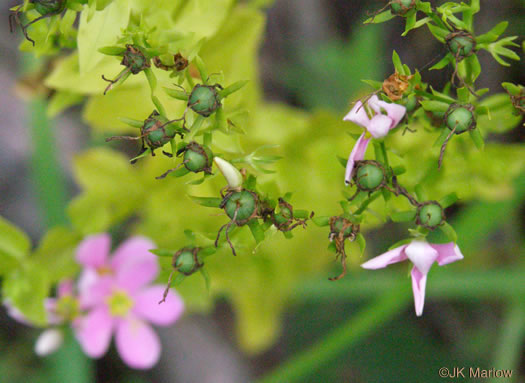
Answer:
356;163;385;191
121;45;150;75
331;216;355;238
173;248;203;276
188;84;221;117
33;0;66;15
445;104;476;134
142;112;178;149
417;202;444;229
446;32;476;60
390;0;416;15
183;142;213;173
224;190;258;225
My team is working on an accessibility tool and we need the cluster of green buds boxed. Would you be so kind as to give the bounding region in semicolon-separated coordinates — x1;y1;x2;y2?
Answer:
105;110;185;163
9;0;67;45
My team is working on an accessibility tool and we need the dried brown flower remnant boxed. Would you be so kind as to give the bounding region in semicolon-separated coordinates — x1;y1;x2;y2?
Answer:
382;72;412;101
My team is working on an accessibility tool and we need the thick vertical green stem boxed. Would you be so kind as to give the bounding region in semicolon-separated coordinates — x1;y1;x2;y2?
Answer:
29;98;68;227
256;284;410;383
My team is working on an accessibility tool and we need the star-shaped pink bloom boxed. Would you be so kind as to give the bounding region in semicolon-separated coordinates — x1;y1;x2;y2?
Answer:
74;234;185;369
361;240;463;316
343;95;406;185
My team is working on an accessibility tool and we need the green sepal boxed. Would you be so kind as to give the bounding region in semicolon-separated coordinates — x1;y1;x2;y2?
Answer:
469;128;485;150
244;174;257;191
199;247;217;258
312;216;330;227
173;167;191;178
361;79;383;89
189;196;223;208
401;9;417;36
327;241;337;253
118;117;144;128
356;233;366;255
219;80;248;99
150;249;174;258
98;45;127;56
392;165;406;176
427;23;449;43
294;210;310;219
364;10;395;24
248;220;265;244
416;2;432;13
130;148;151;163
414;184;426;201
283;231;293;239
439;193;459;208
457;87;470;103
194;56;208;83
200;268;211;292
390;210;417;222
438;221;458;243
420;100;449;113
164;87;189;101
433;128;451;148
392;50;404;75
475;21;508;44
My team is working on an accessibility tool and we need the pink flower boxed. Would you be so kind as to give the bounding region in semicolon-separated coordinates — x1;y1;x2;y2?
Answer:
361;240;463;316
74;234;185;369
343;95;406;185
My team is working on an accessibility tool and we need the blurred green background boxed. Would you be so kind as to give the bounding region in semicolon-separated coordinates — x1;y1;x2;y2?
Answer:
0;0;523;382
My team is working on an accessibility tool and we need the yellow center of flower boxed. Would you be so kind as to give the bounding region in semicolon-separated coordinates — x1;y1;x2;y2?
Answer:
106;290;134;317
96;266;113;276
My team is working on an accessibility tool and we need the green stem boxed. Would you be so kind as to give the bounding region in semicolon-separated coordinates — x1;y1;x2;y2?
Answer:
489;301;525;383
29;98;68;227
144;68;167;116
256;285;410;383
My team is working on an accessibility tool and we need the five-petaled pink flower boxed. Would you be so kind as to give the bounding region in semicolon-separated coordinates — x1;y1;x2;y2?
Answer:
343;95;406;185
74;234;184;369
361;240;463;316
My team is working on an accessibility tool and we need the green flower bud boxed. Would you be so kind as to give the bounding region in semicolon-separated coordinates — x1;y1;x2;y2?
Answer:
188;84;222;117
121;44;150;75
173;247;203;276
404;95;418;113
390;0;416;16
445;31;476;60
354;161;386;191
416;201;445;229
33;0;66;15
183;142;213;173
223;190;259;225
445;103;476;134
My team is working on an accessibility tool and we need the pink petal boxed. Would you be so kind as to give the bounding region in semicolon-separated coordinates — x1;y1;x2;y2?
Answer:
116;255;159;293
73;307;113;358
432;243;464;266
368;95;406;127
361;245;408;269
133;285;185;326
78;273;114;309
115;316;161;369
368;114;392;138
404;240;438;276
345;133;371;185
411;266;427;316
343;101;371;128
76;234;111;268
110;237;156;271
